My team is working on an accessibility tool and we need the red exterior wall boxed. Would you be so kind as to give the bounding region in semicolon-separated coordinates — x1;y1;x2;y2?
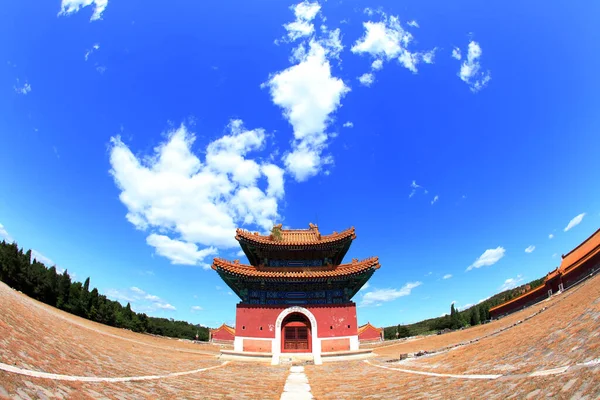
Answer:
243;339;272;353
235;303;358;338
211;327;235;342
358;326;382;341
321;338;350;352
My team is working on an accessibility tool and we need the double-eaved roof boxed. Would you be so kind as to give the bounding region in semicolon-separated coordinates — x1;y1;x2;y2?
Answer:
212;256;380;281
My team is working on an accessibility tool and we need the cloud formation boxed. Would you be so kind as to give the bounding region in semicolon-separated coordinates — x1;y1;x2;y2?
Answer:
266;4;349;181
455;41;491;92
58;0;108;21
109;121;284;266
564;213;585;232
0;223;14;243
31;250;55;267
106;286;176;313
500;274;524;291
442;274;452;280
283;1;321;41
14;79;31;95
360;282;422;306
466;246;505;271
524;245;535;253
351;12;434;82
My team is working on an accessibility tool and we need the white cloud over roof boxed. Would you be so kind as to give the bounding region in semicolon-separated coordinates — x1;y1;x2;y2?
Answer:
109;121;284;266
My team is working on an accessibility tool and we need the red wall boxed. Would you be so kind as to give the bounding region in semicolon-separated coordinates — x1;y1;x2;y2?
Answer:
236;303;358;338
321;338;350;352
358;326;381;341
243;339;272;353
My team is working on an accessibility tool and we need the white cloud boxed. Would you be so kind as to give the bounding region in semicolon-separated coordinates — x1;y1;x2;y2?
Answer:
0;224;14;243
265;41;349;181
456;41;491;92
359;282;370;292
84;43;100;61
105;289;137;304
451;47;461;60
564;213;585;232
500;274;524;291
191;305;203;312
156;303;176;311
549;233;554;239
358;72;375;86
421;48;436;64
58;0;108;21
431;195;439;205
145;294;161;301
146;234;217;268
407;20;419;28
466;246;505;271
409;180;429;199
109;121;285;266
130;287;145;295
283;1;321;41
30;250;54;267
524;245;535;253
360;282;422;306
342;121;354;128
14;79;31;95
442;274;452;280
236;249;246;257
351;13;434;80
363;8;375;16
371;59;383;70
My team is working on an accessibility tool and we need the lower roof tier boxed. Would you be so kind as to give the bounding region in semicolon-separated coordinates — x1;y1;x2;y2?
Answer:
212;257;380;303
211;256;380;280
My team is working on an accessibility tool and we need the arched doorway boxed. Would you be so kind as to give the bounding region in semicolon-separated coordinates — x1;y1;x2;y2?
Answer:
281;313;311;353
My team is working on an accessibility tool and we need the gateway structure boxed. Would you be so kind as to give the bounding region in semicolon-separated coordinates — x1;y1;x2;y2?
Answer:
211;223;380;364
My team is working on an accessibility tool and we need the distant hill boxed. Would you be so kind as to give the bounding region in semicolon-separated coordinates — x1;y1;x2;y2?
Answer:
383;276;546;339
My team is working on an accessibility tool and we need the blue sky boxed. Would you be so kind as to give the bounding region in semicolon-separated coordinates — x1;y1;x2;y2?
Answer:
1;0;599;328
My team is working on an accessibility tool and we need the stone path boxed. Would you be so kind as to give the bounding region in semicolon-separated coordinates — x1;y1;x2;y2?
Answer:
280;365;313;400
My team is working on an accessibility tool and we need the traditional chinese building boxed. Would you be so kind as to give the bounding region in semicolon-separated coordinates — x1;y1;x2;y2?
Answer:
357;322;384;343
211;223;380;364
209;323;235;344
490;228;600;319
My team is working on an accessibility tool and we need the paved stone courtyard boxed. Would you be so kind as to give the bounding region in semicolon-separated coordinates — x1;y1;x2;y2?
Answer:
1;275;599;399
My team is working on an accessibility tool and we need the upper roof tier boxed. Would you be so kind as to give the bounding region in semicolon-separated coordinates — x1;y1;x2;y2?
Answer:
236;223;356;246
236;223;356;266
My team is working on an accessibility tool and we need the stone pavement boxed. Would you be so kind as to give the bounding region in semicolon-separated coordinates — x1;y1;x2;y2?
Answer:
1;273;599;399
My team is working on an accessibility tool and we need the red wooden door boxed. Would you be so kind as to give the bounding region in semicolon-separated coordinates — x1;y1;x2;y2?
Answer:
284;326;309;351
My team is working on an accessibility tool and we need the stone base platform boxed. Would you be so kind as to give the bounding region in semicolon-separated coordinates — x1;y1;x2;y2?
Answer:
219;348;374;365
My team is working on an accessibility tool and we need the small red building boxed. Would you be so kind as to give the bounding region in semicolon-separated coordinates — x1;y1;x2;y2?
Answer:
490;228;600;319
211;223;380;364
209;323;235;344
357;322;383;343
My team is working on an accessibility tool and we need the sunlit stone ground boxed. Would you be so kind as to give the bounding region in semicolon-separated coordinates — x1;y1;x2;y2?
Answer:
1;275;599;399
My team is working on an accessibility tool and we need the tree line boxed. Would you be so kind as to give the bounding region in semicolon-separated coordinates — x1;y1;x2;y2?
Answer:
383;276;546;340
0;240;209;341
